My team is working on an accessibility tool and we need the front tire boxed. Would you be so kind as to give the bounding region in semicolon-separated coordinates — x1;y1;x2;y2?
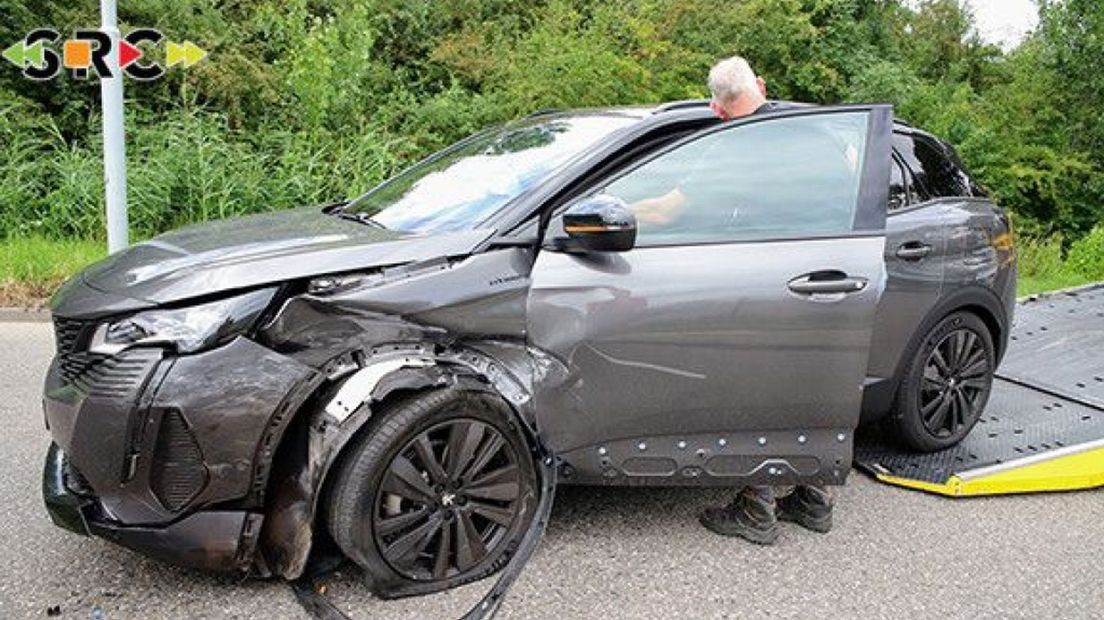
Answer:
890;311;995;452
325;388;538;596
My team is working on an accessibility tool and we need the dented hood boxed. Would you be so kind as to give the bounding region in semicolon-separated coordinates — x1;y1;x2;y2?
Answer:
75;206;496;306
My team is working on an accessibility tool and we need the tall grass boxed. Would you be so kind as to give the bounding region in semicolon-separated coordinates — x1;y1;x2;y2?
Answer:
0;236;104;282
0;237;105;305
0;102;401;241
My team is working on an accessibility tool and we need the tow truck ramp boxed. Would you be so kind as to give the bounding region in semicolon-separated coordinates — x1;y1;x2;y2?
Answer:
855;284;1104;496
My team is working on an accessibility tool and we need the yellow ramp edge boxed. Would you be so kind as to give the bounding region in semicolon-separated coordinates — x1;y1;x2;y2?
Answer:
874;444;1104;497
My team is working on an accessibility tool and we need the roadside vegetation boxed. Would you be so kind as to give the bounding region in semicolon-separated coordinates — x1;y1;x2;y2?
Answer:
0;237;104;305
2;0;1103;305
1017;229;1104;296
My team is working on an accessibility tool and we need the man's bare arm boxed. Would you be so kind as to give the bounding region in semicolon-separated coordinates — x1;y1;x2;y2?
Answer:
629;187;687;225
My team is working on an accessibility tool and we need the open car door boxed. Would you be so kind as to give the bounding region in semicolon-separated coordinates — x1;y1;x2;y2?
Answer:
528;104;894;487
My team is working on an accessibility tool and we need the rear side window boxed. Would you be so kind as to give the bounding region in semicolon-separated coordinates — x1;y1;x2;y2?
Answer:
946;144;988;198
893;133;971;199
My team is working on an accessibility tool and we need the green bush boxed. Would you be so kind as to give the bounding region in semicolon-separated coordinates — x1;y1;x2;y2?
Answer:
1067;226;1104;280
1016;230;1104;296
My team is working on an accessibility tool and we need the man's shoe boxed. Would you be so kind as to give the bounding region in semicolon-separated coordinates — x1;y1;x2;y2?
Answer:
699;492;779;545
776;485;833;533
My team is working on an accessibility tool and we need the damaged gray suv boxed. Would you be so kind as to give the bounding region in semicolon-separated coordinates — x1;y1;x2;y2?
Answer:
43;102;1016;596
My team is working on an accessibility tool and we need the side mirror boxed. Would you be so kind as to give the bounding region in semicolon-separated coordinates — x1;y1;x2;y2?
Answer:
555;195;637;253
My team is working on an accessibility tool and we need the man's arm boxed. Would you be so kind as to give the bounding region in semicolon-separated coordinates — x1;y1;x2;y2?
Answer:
629;187;687;225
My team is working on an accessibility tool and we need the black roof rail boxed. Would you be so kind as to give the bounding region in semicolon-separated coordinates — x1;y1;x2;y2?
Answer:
525;108;562;118
652;100;916;128
654;99;823;114
652;99;710;113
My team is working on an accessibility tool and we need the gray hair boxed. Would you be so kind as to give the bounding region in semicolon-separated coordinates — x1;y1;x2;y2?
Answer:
708;56;759;104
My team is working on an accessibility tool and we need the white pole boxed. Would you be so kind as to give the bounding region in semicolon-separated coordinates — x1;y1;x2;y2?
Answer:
100;0;128;253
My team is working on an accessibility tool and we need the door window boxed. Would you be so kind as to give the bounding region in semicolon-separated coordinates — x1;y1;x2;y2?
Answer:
602;112;871;245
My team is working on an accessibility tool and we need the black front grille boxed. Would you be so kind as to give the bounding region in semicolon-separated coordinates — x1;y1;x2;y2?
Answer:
53;317;157;395
53;317;106;384
53;316;86;353
82;355;160;397
149;410;208;512
57;351;111;386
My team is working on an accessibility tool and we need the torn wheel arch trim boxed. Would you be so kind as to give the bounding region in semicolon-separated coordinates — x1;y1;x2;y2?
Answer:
257;343;551;582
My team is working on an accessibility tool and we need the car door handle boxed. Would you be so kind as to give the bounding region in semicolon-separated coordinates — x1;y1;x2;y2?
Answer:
787;271;868;295
895;242;932;260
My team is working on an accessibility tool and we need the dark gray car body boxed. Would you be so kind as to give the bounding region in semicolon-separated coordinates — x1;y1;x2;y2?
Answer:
41;102;1016;578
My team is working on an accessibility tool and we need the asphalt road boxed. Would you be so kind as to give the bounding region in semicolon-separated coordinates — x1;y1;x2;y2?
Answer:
1;321;1101;620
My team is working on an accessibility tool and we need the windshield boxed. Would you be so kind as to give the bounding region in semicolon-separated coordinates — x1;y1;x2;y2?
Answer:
342;114;639;233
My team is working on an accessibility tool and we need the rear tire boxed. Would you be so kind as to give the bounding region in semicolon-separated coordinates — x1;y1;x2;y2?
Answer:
889;311;995;452
325;388;538;597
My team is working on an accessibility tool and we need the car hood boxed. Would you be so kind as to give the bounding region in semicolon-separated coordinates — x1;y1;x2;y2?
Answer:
70;206;496;308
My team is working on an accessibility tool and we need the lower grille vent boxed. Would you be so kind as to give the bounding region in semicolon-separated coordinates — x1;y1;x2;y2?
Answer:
58;351;110;385
150;410;208;512
81;354;158;398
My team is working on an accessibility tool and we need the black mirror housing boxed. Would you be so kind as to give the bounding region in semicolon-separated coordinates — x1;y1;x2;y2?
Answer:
556;195;637;253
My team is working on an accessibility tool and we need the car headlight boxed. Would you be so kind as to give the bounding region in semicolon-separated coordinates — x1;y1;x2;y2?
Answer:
90;287;277;355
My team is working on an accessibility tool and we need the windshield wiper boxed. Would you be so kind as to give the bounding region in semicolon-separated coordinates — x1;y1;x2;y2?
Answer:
331;210;388;230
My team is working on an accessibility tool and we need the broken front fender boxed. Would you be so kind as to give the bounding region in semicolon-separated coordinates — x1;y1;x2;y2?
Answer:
256;342;559;581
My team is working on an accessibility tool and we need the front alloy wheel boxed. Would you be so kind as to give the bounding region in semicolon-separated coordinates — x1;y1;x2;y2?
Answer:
374;418;526;581
326;388;538;596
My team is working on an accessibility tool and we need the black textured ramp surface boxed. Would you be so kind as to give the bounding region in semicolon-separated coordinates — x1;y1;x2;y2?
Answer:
999;284;1104;408
855;378;1104;484
855;283;1104;489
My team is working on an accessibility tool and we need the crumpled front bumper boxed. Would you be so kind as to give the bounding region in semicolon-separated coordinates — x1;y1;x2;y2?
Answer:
41;312;316;572
43;442;92;536
43;442;264;573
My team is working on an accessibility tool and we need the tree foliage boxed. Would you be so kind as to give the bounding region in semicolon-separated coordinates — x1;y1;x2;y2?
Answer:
0;0;1101;246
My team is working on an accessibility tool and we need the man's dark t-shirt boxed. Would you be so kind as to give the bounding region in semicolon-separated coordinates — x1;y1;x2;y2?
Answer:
661;99;862;240
753;100;798;115
682;100;801;183
673;101;805;221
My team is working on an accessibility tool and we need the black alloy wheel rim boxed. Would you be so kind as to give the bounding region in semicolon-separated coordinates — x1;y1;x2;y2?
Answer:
373;418;526;581
919;328;991;437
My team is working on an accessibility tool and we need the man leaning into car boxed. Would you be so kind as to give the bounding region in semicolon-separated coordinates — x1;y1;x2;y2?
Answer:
649;55;836;545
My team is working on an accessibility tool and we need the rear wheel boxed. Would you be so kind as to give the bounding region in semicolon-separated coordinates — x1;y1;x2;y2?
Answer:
326;388;538;596
890;311;995;452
